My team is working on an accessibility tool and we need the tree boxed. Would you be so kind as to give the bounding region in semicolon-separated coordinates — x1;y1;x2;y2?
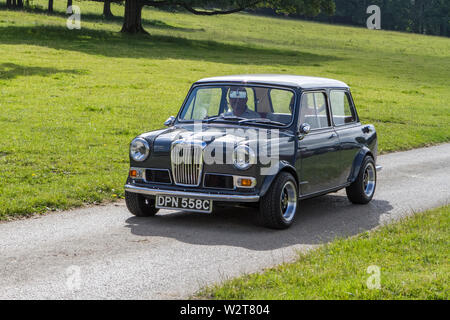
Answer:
48;0;54;13
103;0;114;18
312;0;449;37
6;0;24;9
121;0;335;34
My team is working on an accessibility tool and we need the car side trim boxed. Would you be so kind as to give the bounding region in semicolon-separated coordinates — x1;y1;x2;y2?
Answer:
299;183;350;200
124;184;260;202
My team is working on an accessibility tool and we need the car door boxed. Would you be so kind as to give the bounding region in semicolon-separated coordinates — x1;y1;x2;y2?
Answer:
296;91;341;195
329;89;361;185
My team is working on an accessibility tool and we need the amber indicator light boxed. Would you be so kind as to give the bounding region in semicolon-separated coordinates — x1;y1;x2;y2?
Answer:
239;178;253;187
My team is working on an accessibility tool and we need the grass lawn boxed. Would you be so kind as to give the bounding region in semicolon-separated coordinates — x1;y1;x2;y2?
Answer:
198;206;450;299
0;1;449;218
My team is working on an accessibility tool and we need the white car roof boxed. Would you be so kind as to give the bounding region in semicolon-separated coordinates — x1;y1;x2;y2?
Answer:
195;74;349;89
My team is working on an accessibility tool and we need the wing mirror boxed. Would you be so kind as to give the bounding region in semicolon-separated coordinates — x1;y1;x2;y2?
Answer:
164;116;175;127
299;123;311;135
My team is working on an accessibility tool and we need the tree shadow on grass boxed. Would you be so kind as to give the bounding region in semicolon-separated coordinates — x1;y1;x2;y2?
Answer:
0;5;202;33
0;25;341;66
0;62;85;80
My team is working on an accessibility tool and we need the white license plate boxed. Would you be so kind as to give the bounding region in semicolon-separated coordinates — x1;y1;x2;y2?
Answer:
155;196;212;213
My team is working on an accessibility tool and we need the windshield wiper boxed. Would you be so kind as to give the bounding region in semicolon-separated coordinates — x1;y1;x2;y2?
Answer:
203;116;220;123
204;115;246;123
239;118;286;126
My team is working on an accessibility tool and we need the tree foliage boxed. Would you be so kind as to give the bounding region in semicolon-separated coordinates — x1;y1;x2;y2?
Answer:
121;0;335;33
132;0;335;16
317;0;449;36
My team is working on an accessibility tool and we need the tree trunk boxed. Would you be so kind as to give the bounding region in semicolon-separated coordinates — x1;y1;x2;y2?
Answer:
121;0;147;34
12;0;16;7
17;0;23;8
67;0;72;9
103;0;114;18
48;0;53;13
6;0;12;8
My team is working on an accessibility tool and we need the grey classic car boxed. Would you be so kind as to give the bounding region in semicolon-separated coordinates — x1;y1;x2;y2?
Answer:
124;75;381;229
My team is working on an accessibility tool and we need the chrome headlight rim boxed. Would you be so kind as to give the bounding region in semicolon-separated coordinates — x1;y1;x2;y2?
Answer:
130;137;150;162
232;145;256;170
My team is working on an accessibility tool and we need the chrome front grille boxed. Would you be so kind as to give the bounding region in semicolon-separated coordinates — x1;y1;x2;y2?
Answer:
171;141;204;186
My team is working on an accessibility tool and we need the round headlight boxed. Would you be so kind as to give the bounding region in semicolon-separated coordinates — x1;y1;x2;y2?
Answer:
130;138;150;162
233;145;256;170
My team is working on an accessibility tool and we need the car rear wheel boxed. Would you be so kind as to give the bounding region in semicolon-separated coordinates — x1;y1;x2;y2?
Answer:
346;156;376;204
258;172;298;229
125;191;159;217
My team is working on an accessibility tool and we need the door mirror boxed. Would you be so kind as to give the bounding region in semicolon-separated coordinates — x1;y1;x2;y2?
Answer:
164;116;175;127
299;123;311;135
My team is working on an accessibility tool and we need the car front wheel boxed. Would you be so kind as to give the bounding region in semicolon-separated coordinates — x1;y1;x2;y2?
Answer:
125;191;159;217
346;156;377;204
258;172;298;229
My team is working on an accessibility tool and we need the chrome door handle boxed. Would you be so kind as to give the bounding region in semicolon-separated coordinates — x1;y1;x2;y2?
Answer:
329;133;337;139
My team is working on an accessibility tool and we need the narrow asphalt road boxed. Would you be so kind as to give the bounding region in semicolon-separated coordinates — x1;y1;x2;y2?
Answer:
1;144;449;299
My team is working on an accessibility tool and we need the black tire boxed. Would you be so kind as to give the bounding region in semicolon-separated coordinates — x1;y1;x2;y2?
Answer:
125;191;159;217
258;172;298;229
346;156;376;204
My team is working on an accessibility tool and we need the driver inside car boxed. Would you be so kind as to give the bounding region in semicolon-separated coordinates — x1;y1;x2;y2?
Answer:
224;87;260;119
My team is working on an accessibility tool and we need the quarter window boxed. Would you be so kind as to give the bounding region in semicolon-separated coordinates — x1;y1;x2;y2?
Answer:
330;91;356;125
299;92;330;129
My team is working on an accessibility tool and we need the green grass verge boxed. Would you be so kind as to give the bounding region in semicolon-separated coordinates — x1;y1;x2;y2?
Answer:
198;206;450;300
0;1;449;218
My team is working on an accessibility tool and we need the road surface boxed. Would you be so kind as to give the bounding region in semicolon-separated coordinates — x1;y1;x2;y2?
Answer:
0;143;449;299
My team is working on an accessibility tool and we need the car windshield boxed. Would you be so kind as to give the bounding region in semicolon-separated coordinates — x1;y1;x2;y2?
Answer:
179;85;295;126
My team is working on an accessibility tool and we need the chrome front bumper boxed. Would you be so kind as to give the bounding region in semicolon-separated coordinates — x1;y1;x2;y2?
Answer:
124;184;260;202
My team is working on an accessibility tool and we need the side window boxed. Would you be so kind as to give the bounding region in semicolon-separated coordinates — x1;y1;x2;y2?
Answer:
330;91;356;125
300;92;330;129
